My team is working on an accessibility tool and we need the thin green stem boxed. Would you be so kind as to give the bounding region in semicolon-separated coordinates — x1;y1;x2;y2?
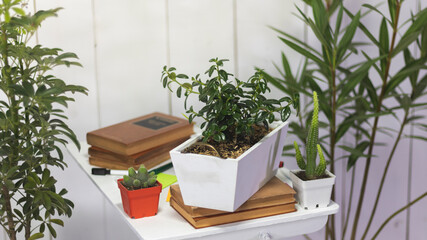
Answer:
372;191;427;239
304;234;313;240
361;109;409;239
350;2;401;239
342;164;356;239
328;49;337;240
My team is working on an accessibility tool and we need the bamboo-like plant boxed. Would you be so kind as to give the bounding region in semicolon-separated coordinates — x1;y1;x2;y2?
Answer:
0;2;88;240
264;0;427;239
294;91;326;180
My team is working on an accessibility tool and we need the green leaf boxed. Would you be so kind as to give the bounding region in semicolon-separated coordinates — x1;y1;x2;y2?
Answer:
334;2;344;40
338;58;377;104
47;223;57;238
176;74;188;79
362;4;392;25
281;106;291;121
43;193;52;210
13;7;26;16
385;60;427;95
392;9;427;57
176;86;182;98
278;37;327;68
271;26;321;56
379;18;389;74
412;75;427;100
345;141;371;170
311;0;328;33
49;219;64;227
387;0;396;24
406;135;427;142
344;8;380;47
362;76;379;109
28;233;44;240
337;11;360;63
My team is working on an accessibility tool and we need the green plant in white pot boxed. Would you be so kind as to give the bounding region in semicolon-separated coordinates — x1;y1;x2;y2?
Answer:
162;58;297;211
290;91;335;210
0;2;88;240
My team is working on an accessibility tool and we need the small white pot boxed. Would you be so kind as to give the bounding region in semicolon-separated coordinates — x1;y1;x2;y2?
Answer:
169;121;289;212
289;169;336;210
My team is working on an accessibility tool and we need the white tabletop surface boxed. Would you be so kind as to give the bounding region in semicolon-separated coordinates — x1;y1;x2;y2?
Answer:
67;142;338;240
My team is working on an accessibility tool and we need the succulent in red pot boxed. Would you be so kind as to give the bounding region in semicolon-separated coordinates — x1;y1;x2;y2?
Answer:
117;165;162;219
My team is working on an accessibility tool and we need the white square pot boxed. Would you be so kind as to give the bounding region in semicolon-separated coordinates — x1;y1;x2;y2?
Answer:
169;121;289;212
289;169;336;210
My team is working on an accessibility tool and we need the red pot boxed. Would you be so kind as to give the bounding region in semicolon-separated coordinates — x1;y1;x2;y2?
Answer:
117;179;162;219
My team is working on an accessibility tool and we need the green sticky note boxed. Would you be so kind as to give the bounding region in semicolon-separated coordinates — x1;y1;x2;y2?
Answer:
157;173;177;189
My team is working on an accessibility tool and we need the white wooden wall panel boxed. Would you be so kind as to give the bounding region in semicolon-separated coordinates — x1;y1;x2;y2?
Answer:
36;0;99;141
236;0;305;82
34;1;103;239
168;0;235;121
93;0;169;127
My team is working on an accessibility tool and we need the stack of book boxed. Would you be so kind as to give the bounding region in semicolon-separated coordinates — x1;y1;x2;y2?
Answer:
86;112;194;170
170;177;296;228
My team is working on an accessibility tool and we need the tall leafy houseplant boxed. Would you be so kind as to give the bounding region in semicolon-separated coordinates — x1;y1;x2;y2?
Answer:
0;2;88;240
264;0;427;239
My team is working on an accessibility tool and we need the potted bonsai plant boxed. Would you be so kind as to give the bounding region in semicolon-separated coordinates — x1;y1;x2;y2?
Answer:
117;165;162;219
161;58;297;212
289;91;335;210
0;2;88;240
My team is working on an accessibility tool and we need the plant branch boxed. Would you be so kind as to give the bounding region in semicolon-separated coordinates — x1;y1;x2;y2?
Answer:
350;2;401;239
342;164;356;239
372;191;427;239
329;57;337;240
2;185;16;240
361;108;409;239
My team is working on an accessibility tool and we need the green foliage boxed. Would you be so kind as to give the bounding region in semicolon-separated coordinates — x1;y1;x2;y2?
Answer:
266;0;427;239
122;165;157;190
0;1;88;239
161;58;298;143
293;91;326;180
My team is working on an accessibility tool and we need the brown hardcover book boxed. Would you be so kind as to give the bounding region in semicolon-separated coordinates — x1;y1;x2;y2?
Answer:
170;177;296;218
89;151;171;170
86;112;194;155
170;199;296;229
88;136;190;164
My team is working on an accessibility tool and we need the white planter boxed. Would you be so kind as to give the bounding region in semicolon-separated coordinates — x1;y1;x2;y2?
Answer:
289;169;336;210
169;121;289;212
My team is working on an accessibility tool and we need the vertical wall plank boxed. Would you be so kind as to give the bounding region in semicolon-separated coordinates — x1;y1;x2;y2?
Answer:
36;0;99;140
93;0;169;127
34;1;103;239
236;0;305;83
168;0;235;120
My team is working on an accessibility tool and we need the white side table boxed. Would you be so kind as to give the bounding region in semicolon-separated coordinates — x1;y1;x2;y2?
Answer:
67;142;338;240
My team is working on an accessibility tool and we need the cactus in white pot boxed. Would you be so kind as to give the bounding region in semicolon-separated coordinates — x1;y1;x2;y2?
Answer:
293;91;327;180
290;91;335;210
